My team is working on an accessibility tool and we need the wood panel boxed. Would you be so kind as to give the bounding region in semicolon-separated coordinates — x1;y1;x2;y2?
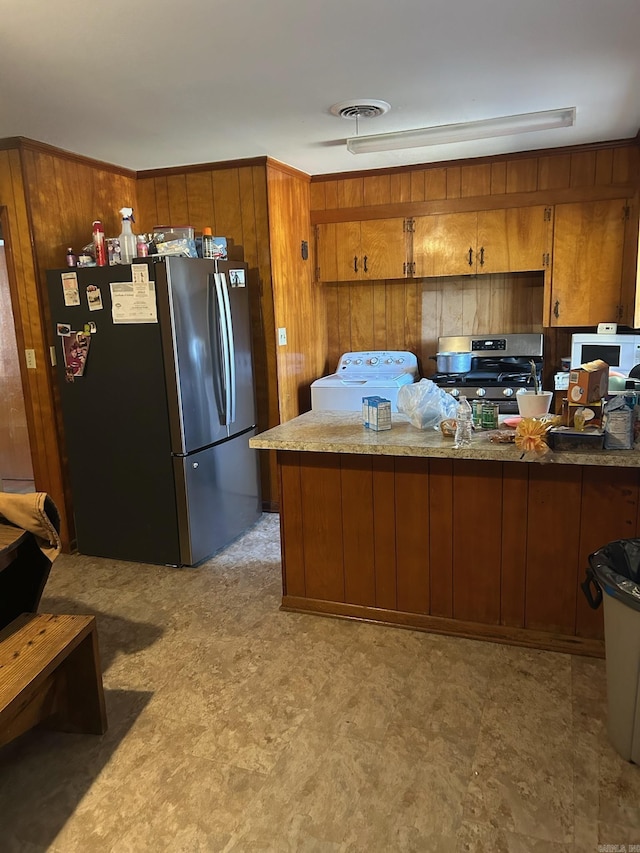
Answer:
501;463;529;627
266;163;325;423
373;456;396;609
279;452;305;597
395;457;429;613
341;456;375;606
299;453;344;601
453;459;503;624
309;141;638;213
428;459;453;617
525;465;583;634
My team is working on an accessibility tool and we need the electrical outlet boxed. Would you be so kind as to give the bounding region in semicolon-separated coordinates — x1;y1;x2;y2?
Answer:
597;322;617;334
278;327;287;346
25;348;36;369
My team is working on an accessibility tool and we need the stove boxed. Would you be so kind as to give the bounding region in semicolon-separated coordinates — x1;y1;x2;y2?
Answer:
431;333;544;414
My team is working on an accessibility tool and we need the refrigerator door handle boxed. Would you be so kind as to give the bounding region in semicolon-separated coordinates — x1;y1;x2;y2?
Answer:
212;273;232;426
218;272;236;424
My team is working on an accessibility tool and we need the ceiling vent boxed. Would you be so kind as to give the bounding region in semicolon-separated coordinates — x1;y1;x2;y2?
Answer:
330;100;391;120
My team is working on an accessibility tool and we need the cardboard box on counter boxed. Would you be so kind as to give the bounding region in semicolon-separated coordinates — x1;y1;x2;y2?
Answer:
565;399;604;428
568;359;609;404
362;396;391;431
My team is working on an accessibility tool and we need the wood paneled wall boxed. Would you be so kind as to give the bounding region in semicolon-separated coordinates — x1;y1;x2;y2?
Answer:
136;160;281;508
265;162;326;420
324;272;544;375
310;144;639;214
0;140;137;547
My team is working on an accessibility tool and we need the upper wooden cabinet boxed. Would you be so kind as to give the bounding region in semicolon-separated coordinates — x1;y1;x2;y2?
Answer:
412;206;552;277
315;218;409;282
549;199;634;327
412;212;477;277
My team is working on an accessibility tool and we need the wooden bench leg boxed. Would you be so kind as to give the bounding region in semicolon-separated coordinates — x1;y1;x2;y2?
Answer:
44;624;108;736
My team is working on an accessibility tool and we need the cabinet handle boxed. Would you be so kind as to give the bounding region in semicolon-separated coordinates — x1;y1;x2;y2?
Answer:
468;248;473;267
353;256;358;273
363;255;368;273
553;300;560;319
479;247;485;267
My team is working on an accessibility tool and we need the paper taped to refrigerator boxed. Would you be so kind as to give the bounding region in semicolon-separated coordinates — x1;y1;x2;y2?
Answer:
110;281;158;324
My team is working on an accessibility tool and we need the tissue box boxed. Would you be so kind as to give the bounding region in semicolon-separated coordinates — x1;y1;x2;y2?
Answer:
568;359;609;404
362;396;391;431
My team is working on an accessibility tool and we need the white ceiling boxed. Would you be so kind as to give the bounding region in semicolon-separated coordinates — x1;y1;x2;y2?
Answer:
1;0;639;176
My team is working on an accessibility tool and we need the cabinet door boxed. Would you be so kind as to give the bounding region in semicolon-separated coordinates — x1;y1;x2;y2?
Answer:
315;222;339;282
413;213;478;277
359;219;407;280
550;199;627;327
315;219;407;282
335;221;363;281
478;206;550;273
315;221;361;282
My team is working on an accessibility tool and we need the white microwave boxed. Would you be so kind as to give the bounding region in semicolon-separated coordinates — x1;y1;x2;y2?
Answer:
571;333;640;376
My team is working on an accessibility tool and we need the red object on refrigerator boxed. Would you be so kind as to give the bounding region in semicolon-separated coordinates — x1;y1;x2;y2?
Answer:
92;220;107;267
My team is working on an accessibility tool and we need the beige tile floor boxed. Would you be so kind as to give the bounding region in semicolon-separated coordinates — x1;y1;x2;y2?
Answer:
1;512;639;852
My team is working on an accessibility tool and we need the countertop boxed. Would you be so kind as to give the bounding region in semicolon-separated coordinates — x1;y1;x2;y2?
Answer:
249;410;640;467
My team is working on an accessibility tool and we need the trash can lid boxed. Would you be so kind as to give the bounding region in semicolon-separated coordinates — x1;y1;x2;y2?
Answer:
589;538;640;613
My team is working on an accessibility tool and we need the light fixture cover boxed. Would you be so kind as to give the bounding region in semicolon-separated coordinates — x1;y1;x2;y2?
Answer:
346;107;576;155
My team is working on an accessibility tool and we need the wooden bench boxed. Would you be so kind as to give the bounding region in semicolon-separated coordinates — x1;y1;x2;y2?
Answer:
0;613;107;748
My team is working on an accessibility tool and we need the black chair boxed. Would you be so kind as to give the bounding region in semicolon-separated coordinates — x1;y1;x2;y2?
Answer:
0;494;61;631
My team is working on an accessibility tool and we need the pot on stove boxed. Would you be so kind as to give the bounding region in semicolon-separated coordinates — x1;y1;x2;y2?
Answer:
431;351;473;374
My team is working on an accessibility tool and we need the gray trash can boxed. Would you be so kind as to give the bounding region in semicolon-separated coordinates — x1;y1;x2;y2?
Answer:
582;539;640;763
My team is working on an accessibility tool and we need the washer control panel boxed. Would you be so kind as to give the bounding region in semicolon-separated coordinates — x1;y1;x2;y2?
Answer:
338;351;418;375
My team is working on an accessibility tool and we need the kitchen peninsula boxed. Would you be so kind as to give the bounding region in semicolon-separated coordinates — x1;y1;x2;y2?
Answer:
251;411;640;657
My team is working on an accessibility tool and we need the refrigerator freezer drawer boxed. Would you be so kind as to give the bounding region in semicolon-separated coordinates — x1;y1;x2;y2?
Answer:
174;430;261;566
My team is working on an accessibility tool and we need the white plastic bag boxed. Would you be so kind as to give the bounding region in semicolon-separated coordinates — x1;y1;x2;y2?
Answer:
397;379;459;430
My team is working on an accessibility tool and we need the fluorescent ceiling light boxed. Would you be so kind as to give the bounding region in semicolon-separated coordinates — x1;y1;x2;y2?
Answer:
346;107;576;155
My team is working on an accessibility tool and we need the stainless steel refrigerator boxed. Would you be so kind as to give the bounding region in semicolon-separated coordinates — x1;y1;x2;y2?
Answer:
47;257;261;566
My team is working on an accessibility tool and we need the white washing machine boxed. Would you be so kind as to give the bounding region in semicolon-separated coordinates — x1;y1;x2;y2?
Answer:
311;351;419;412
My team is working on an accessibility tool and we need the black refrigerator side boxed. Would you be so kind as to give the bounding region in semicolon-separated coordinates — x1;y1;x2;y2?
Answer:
47;265;182;565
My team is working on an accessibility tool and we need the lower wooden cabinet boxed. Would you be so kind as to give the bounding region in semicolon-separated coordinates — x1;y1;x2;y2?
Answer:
278;451;640;655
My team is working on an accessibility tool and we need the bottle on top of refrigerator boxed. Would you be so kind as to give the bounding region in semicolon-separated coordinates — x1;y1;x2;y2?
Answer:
118;208;137;264
66;247;77;267
92;220;107;267
136;234;149;258
202;227;215;259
